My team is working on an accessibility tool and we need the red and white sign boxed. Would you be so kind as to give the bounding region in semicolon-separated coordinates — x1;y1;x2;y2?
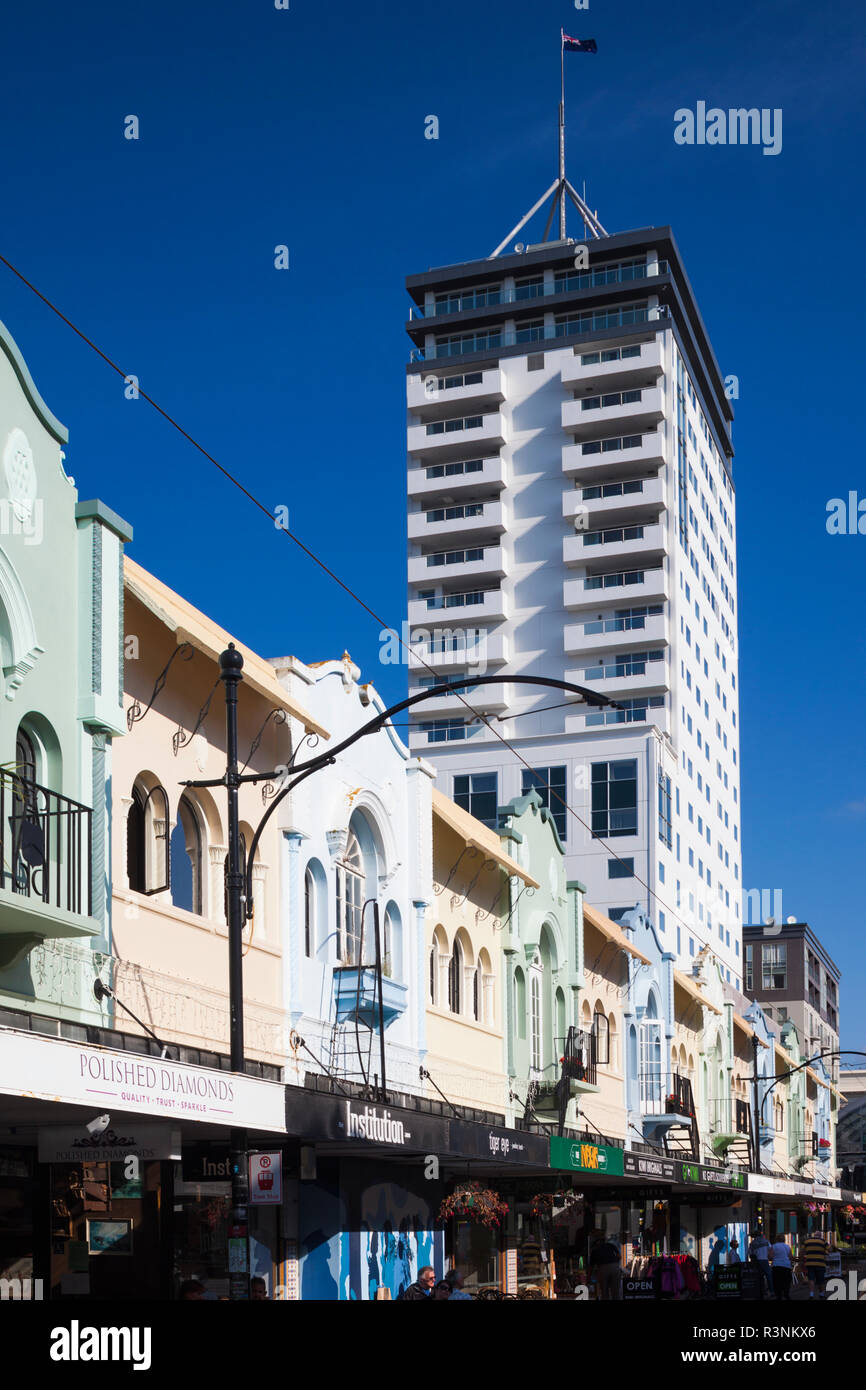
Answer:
249;1151;283;1205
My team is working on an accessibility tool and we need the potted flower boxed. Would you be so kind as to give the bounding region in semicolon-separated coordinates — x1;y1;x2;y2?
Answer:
665;1092;679;1113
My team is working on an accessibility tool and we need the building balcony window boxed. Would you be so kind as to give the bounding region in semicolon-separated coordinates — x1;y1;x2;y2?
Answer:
580;433;646;456
420;305;653;361
426;503;484;523
0;767;94;955
585;696;665;726
425;414;484;437
584;565;661;590
583;524;645;547
581;479;645;500
582;651;665;680
583;605;664;634
580;389;643;412
425;459;484;480
425;546;484;568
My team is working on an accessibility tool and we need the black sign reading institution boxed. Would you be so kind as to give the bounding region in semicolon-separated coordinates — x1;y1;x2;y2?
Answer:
285;1087;450;1153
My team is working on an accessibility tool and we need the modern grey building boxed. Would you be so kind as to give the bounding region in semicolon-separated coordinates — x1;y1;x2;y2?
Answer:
404;226;743;985
742;921;841;1082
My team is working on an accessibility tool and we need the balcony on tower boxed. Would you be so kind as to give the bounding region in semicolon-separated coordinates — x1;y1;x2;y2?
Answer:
562;473;665;529
407;410;506;462
560;338;664;391
408;498;509;546
408;631;509;673
408;543;507;588
407;677;511;718
408;587;509;628
564;608;670;657
406;365;505;413
562;429;666;479
563;564;669;611
407;455;507;504
562;385;664;439
567;646;668;700
562;520;667;569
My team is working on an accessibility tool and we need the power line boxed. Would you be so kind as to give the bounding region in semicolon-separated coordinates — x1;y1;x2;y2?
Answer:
0;250;721;943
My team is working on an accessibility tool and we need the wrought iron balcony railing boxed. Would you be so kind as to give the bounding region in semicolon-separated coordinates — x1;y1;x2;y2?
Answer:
0;767;92;918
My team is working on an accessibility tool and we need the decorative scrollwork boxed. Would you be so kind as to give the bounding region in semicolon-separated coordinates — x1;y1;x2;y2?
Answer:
260;730;321;803
172;675;221;756
126;642;194;730
240;707;288;775
498;882;536;932
434;844;477;897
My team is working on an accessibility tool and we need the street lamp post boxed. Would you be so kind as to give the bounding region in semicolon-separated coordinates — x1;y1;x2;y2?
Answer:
187;661;617;1299
220;644;251;1299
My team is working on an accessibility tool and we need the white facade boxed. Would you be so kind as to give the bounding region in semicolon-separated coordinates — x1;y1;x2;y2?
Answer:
271;653;435;1096
404;232;743;987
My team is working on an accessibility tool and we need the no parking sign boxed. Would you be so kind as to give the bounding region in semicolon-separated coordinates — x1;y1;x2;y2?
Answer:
249;1151;283;1205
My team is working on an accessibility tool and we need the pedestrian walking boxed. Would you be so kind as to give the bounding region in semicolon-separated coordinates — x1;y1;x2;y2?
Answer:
588;1233;622;1300
748;1230;774;1297
799;1231;829;1299
769;1237;794;1300
726;1238;742;1266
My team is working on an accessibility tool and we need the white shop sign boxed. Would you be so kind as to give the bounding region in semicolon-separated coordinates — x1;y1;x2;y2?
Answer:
0;1028;286;1133
747;1173;813;1197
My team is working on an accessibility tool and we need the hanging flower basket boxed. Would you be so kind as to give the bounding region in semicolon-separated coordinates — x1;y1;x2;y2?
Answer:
818;1138;831;1149
437;1182;509;1228
528;1190;579;1220
801;1200;830;1216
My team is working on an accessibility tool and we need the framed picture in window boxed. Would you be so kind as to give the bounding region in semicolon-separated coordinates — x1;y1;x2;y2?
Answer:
86;1218;134;1255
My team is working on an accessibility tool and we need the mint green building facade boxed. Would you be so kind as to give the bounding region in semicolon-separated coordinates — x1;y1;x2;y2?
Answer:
0;318;130;1020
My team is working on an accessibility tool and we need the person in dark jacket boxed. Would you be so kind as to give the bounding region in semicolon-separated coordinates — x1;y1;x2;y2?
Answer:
398;1266;436;1300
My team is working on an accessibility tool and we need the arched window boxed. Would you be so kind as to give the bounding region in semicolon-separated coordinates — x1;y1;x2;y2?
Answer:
608;1013;619;1069
336;829;365;964
448;939;463;1014
473;962;483;1021
429;946;437;1005
171;794;203;915
556;988;566;1047
304;865;315;958
127;778;169;895
530;973;542;1072
594;1009;610;1066
515;968;526;1040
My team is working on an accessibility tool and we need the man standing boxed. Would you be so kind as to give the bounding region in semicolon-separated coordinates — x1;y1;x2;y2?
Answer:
799;1230;829;1299
748;1230;774;1298
769;1236;794;1301
398;1266;436;1300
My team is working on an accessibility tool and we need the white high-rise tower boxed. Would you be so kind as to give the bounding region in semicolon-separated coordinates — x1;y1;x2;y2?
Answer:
404;221;743;986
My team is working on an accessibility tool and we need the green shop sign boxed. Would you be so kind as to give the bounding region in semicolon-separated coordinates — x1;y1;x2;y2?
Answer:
679;1161;746;1190
549;1137;625;1177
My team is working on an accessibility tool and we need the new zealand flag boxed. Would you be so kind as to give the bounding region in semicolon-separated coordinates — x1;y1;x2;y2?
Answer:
562;34;598;53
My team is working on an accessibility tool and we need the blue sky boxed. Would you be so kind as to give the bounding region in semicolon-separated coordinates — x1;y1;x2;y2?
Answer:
1;0;864;1050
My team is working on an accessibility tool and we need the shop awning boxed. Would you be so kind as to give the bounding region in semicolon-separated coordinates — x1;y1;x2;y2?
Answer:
124;556;328;736
432;788;538;887
582;904;651;964
674;970;722;1015
732;1012;769;1046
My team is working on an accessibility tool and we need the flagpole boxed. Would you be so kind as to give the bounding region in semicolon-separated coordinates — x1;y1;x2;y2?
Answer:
559;30;566;238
